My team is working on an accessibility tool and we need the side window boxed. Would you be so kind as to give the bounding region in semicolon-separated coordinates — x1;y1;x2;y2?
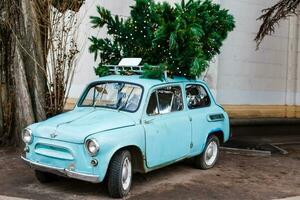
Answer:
157;86;183;114
146;92;159;116
146;86;183;116
186;84;211;109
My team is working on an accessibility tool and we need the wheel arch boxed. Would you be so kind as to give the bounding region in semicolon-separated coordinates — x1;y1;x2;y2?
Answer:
207;129;224;145
108;145;146;174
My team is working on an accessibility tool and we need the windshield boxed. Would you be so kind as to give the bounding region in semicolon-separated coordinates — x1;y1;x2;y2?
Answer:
79;82;143;112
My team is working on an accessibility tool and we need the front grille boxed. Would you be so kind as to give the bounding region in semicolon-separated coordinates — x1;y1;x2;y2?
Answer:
35;143;74;160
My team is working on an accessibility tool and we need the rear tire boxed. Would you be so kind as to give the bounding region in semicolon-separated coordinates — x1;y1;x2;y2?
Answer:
35;170;58;183
107;150;132;198
194;135;220;169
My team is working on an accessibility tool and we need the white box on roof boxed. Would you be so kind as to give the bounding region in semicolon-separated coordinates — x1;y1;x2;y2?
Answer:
118;58;142;66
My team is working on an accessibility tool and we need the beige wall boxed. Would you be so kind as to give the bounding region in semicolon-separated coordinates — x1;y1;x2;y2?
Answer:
223;105;300;118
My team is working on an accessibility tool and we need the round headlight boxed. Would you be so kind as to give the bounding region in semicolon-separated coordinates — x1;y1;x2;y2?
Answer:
85;139;99;156
22;128;33;144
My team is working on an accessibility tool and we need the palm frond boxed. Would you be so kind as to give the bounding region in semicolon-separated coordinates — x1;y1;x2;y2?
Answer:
255;0;300;49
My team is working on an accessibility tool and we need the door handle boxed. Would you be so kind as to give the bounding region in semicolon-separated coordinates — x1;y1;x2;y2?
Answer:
144;119;154;124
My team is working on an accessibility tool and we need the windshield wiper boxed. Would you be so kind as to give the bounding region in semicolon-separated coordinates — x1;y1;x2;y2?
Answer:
117;87;135;111
93;83;107;108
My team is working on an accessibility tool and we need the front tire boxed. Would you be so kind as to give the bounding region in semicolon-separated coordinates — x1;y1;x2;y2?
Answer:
107;150;132;198
194;135;220;169
34;170;58;183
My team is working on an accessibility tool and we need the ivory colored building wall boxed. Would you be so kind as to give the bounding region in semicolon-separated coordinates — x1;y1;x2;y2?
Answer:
213;0;300;118
67;0;300;118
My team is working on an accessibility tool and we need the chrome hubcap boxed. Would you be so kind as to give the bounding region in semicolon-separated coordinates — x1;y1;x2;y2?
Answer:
121;157;132;190
204;141;218;166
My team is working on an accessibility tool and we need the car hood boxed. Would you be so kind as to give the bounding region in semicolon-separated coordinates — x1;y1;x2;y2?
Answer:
34;108;136;144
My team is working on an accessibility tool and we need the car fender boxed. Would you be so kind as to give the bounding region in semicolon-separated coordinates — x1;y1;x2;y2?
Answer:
205;112;230;145
85;124;145;181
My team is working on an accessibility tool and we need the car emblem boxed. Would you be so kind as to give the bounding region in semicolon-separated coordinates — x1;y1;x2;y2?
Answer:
50;132;58;138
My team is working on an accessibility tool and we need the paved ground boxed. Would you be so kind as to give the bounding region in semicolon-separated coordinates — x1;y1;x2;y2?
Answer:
0;143;299;200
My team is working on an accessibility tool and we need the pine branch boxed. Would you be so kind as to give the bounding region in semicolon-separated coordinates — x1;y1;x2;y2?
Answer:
89;0;235;79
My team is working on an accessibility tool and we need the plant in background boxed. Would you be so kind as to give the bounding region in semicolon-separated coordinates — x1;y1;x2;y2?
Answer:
89;0;235;79
46;4;81;116
255;0;300;48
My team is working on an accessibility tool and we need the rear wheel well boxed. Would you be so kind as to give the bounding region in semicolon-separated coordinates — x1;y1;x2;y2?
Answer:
112;146;146;173
208;130;224;145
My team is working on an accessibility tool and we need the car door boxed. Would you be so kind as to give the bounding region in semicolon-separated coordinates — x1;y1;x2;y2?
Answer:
143;85;191;168
185;83;212;154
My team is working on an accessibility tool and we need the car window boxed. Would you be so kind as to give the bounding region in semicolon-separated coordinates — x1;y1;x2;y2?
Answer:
146;86;183;115
146;92;159;116
79;82;143;112
186;84;210;109
157;86;183;114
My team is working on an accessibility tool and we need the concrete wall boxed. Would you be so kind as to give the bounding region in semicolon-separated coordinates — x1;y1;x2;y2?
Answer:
215;0;294;105
67;0;300;118
213;0;300;117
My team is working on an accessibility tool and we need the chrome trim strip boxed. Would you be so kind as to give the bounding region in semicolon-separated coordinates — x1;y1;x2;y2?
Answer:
21;156;100;183
207;113;225;122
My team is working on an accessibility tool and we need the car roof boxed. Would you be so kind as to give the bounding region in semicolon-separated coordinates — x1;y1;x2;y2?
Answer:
93;75;207;89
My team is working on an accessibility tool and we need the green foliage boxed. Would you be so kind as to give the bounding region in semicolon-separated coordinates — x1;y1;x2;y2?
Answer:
94;64;110;77
141;63;166;80
89;0;235;79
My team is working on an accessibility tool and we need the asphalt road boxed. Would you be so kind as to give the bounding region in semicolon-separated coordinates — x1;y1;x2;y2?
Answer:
0;144;299;200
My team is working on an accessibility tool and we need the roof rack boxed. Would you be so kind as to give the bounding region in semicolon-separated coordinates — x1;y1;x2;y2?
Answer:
105;58;143;75
105;58;168;80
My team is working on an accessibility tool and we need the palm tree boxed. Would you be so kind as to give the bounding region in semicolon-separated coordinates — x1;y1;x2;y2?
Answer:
255;0;300;48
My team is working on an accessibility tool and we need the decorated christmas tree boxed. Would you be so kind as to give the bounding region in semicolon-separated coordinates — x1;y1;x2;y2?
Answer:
89;0;235;79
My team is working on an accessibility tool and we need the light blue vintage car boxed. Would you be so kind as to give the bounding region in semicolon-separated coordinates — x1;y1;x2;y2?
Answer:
21;61;230;198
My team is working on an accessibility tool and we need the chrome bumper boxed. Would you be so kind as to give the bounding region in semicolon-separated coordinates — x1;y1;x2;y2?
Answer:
21;156;100;183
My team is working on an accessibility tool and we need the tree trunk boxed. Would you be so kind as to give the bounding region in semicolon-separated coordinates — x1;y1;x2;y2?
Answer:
19;0;47;121
0;0;82;146
0;0;47;146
